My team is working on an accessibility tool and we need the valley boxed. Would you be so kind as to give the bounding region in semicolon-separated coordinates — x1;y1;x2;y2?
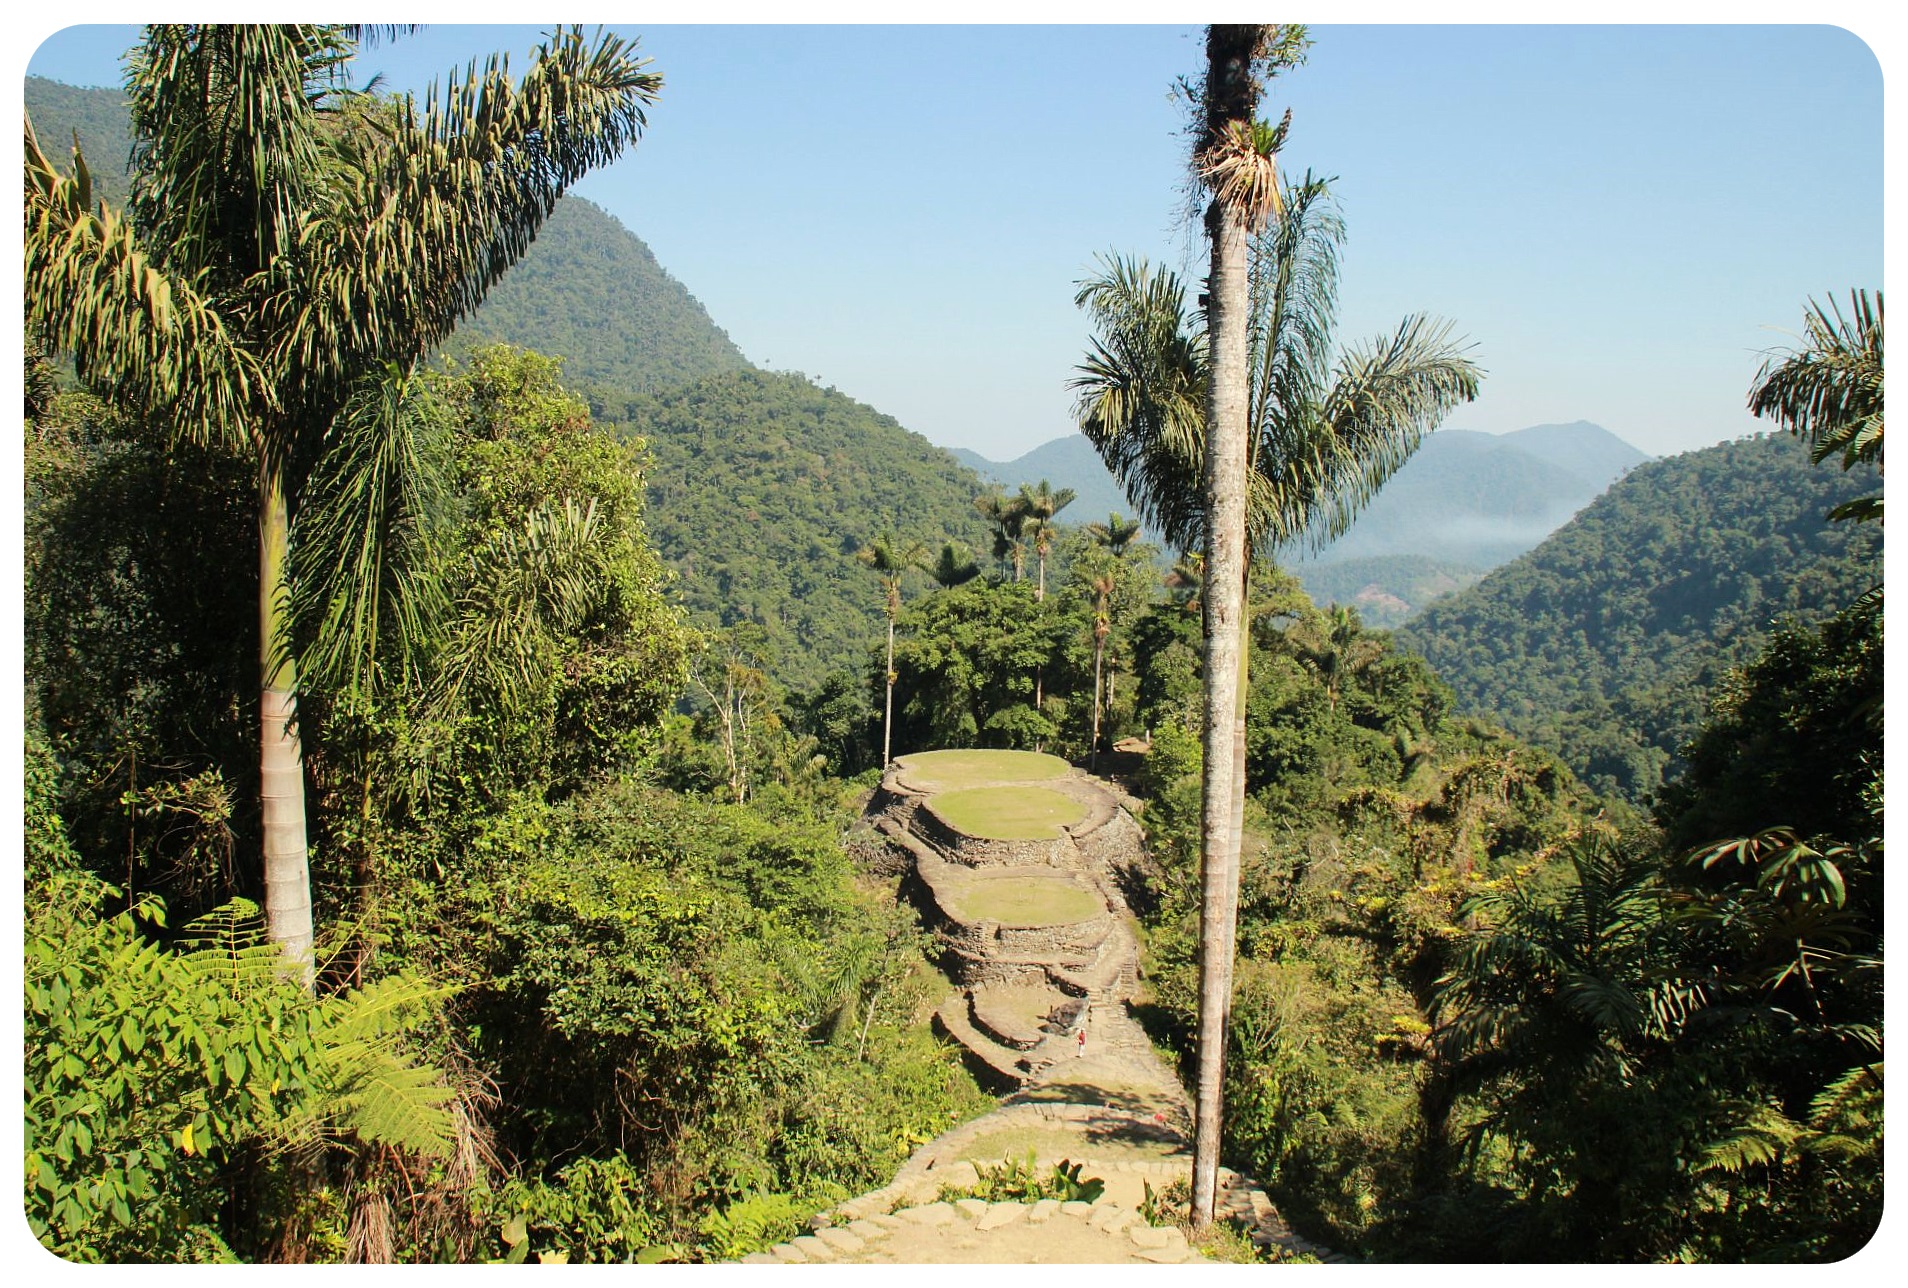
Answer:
21;26;1881;1270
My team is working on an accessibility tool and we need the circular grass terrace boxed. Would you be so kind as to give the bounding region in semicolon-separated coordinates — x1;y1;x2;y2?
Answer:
925;784;1086;841
895;748;1070;792
945;876;1102;927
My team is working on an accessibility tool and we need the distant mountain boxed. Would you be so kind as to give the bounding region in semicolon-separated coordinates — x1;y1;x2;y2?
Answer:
455;196;751;396
948;422;1651;629
950;435;1146;536
1395;433;1879;803
599;371;991;691
1499;420;1654;486
1287;420;1649;624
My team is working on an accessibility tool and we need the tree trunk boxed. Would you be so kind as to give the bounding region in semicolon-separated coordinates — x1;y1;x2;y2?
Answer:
883;616;896;765
1091;628;1106;770
258;461;314;988
1190;23;1264;1228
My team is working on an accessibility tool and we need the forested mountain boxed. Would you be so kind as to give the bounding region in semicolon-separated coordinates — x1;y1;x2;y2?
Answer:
1396;432;1880;801
453;195;751;395
599;370;992;690
1284;421;1649;625
24;76;132;207
27;77;749;398
952;435;1146;540
27;74;989;694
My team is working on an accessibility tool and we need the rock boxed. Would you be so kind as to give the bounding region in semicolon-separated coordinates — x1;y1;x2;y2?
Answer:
847;1219;890;1240
953;1198;989;1220
769;1244;807;1263
739;1252;777;1264
1128;1225;1181;1249
1088;1204;1134;1232
815;1228;865;1253
1059;1201;1095;1218
788;1236;834;1261
898;1202;957;1227
1027;1199;1061;1224
870;1213;906;1230
1136;1246;1194;1263
977;1203;1026;1231
934;1160;980;1189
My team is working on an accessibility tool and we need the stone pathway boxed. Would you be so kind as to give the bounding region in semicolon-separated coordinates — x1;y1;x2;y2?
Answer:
741;751;1351;1266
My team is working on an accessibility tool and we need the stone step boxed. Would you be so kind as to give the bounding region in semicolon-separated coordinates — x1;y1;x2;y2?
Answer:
932;991;1031;1091
969;983;1072;1051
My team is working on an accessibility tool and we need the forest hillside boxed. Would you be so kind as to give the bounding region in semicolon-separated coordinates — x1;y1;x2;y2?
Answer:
598;370;993;690
452;196;752;395
1396;431;1880;801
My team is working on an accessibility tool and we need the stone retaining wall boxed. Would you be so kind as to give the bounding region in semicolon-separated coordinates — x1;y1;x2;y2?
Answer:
913;804;1073;867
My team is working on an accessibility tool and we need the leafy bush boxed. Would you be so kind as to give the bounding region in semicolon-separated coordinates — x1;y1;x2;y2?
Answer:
696;1192;811;1260
24;876;453;1261
939;1155;1105;1204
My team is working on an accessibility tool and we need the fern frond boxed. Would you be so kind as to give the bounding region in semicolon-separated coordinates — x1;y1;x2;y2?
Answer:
302;972;459;1157
1696;1100;1805;1174
177;898;288;1000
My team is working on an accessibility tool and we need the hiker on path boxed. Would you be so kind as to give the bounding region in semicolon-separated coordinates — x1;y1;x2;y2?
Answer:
1076;1003;1089;1057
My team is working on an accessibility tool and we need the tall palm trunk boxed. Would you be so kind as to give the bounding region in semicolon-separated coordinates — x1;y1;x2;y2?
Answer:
882;615;897;765
1091;623;1107;769
258;460;314;986
1190;23;1266;1229
1193;195;1254;1227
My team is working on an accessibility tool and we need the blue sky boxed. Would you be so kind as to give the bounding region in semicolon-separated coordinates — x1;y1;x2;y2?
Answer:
20;18;1886;462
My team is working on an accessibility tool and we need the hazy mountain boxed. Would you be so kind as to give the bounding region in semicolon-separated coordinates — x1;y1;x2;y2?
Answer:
949;421;1649;627
1286;420;1649;626
1396;433;1879;802
950;435;1145;535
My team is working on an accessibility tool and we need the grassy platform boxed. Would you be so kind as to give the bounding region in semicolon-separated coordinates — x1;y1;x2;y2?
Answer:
897;748;1070;791
948;877;1102;927
927;785;1086;840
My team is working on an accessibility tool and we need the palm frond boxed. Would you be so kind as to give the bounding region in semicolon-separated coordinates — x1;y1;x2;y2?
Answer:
290;362;453;703
1748;290;1883;471
23;117;262;445
433;496;611;717
285;27;662;404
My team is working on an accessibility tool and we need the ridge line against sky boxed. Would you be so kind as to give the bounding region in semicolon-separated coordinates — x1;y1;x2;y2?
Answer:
10;4;1895;462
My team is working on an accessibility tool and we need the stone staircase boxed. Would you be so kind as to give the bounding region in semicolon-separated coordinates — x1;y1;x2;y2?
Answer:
802;750;1351;1266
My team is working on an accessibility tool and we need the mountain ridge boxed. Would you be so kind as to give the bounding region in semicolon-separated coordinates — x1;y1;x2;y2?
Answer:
1395;432;1879;802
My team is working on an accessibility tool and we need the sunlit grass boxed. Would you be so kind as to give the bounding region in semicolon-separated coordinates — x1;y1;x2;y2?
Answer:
897;748;1070;791
947;877;1101;926
927;785;1085;840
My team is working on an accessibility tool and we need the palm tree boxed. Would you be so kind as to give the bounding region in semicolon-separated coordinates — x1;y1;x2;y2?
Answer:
1085;562;1120;767
927;541;982;589
1076;30;1483;1222
973;489;1029;580
1747;290;1883;523
1181;23;1300;1226
1289;603;1382;713
1017;480;1078;601
857;535;928;765
24;24;661;975
1086;511;1144;557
